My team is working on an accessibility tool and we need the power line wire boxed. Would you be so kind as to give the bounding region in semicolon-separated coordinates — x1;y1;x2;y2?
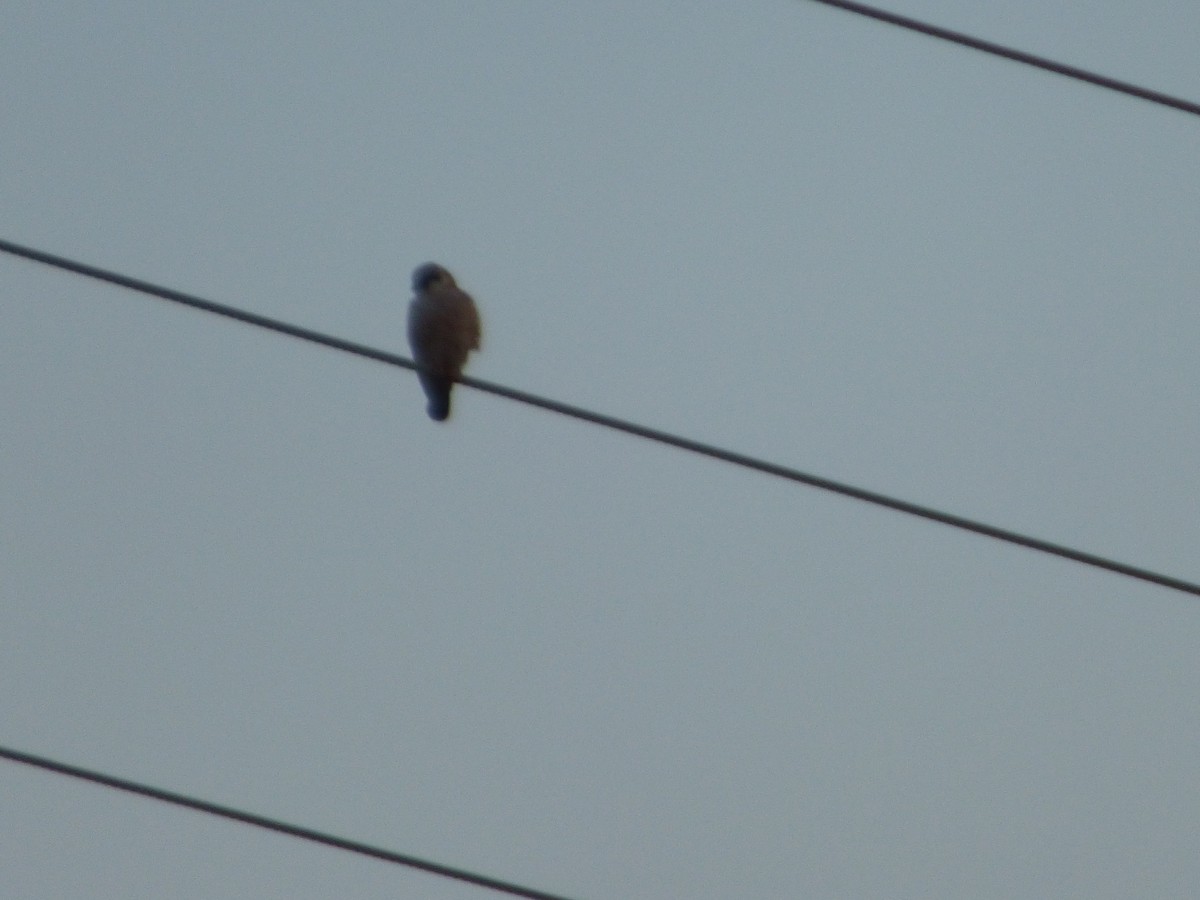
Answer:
2;237;1198;599
803;0;1200;118
0;744;579;900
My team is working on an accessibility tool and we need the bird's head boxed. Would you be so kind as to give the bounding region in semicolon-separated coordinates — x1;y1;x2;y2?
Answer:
412;263;454;293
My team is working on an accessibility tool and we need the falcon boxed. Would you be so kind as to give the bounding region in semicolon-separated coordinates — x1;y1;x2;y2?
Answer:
407;263;482;421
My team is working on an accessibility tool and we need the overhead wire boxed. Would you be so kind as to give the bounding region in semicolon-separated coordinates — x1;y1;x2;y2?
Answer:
5;14;1196;897
0;744;579;900
803;0;1200;118
2;237;1197;598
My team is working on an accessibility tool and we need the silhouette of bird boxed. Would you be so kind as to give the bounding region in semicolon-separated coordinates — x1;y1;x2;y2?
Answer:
407;263;482;421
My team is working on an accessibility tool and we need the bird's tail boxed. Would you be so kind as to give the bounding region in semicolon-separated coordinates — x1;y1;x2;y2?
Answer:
427;393;451;421
419;372;453;421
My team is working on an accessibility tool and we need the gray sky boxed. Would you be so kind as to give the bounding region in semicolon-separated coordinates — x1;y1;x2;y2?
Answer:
3;2;1199;897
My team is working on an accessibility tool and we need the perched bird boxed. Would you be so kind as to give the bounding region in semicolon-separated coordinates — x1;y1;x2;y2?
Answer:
407;263;482;421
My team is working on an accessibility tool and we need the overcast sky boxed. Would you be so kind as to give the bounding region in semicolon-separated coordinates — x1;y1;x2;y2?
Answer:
3;2;1199;898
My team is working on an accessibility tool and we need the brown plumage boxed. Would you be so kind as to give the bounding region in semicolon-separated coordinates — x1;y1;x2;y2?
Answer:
407;263;482;421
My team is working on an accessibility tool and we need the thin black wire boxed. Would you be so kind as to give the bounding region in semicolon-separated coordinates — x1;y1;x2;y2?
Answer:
0;745;579;900
804;0;1200;118
2;236;1198;599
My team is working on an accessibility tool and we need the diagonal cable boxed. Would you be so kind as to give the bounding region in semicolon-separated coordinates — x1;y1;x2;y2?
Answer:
804;0;1200;117
0;745;579;900
2;237;1198;598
